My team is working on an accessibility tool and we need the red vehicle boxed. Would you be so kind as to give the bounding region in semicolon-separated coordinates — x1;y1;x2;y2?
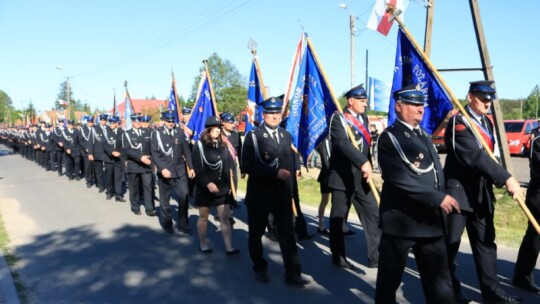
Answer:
504;119;538;156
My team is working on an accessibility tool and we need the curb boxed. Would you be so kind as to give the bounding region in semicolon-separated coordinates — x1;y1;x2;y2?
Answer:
0;249;20;304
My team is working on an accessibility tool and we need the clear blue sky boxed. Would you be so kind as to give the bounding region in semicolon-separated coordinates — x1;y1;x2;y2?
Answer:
1;0;539;113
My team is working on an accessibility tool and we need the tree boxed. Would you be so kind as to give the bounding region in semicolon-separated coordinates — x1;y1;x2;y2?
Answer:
189;53;247;115
0;90;14;125
54;80;74;110
522;85;540;120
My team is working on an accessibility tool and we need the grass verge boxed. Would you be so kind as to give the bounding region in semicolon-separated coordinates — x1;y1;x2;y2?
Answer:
0;213;27;303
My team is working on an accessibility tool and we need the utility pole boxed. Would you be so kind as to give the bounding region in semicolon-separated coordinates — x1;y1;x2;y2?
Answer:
349;14;355;88
423;0;435;56
469;0;513;173
66;77;71;120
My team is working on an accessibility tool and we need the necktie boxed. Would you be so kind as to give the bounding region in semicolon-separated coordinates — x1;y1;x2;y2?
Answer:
481;116;491;134
413;128;422;137
272;131;279;146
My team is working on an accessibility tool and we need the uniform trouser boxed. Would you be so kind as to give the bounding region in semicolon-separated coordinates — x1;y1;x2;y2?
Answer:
513;188;540;285
94;160;105;191
330;188;381;264
56;149;64;174
446;211;503;299
292;178;309;236
128;172;153;212
104;161;124;198
83;156;95;185
158;176;189;230
65;152;74;178
247;202;301;277
36;149;43;167
375;233;455;304
43;151;54;170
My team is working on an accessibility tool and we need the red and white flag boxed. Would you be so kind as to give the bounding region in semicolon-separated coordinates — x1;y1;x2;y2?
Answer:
58;99;68;106
367;0;409;36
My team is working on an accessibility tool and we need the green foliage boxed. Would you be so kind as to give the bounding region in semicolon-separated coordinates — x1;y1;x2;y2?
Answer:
189;53;247;115
0;90;14;125
521;85;540;119
500;98;524;120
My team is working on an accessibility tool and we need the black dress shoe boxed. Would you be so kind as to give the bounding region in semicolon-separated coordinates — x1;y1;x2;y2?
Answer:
317;228;330;235
86;184;92;188
146;210;157;217
177;226;191;234
454;292;471;303
266;233;278;242
343;229;356;236
332;256;353;269
199;247;213;254
484;294;523;304
285;275;309;288
98;188;105;193
297;233;315;241
226;249;240;256
106;194;113;200
513;279;540;294
255;271;270;283
132;210;141;215
163;227;174;234
368;261;378;269
75;176;82;181
115;197;126;202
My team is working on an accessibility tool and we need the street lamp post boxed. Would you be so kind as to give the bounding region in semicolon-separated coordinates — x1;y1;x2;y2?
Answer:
340;3;355;88
55;66;71;121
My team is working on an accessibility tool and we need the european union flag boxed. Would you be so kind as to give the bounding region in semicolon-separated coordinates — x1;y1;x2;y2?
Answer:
285;36;338;167
123;93;133;130
368;76;391;113
186;73;216;141
245;60;265;134
168;86;179;124
389;28;454;134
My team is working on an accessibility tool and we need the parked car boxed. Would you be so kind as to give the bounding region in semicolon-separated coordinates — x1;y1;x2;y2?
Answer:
431;127;447;153
504;119;538;156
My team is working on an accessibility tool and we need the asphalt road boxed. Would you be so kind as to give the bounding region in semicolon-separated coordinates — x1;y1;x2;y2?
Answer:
0;146;538;304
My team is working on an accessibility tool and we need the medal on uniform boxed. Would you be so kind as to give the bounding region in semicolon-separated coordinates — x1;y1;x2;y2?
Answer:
264;153;269;160
418;153;424;160
404;131;410;138
263;133;268;138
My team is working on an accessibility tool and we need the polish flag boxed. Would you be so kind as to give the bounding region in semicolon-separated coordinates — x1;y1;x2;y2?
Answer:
367;0;409;36
58;99;68;106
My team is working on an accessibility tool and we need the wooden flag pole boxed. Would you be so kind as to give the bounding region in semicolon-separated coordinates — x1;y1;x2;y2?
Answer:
305;36;380;205
171;69;182;124
390;8;540;234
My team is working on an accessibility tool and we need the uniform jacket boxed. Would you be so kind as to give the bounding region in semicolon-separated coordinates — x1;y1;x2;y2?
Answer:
38;131;55;151
444;107;510;214
327;108;371;192
316;137;331;185
150;126;193;179
52;127;65;151
123;127;152;174
79;125;93;156
241;124;295;210
192;140;232;198
88;124;107;161
62;128;81;157
377;120;446;238
525;134;540;217
103;127;123;164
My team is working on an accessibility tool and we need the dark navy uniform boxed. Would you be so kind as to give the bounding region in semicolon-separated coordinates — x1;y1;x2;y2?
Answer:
38;124;55;171
513;133;540;293
123;114;155;215
88;114;109;193
102;116;125;201
52;121;65;176
62;120;81;180
80;117;96;187
151;110;193;233
444;81;522;303
375;85;455;304
241;97;306;287
327;84;381;268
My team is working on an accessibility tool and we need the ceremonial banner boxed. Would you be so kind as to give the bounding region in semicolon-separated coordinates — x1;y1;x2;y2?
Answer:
123;91;134;130
186;72;217;141
285;34;338;166
245;59;265;134
167;86;179;124
389;28;454;134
